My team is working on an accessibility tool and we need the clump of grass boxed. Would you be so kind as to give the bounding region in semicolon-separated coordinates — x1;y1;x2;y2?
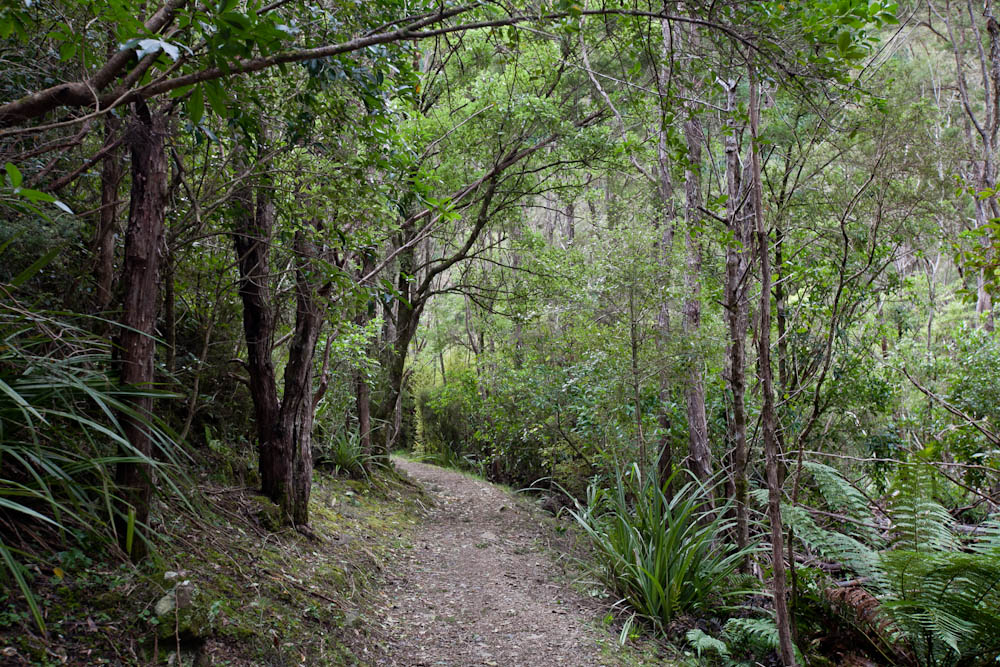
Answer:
0;303;185;635
316;429;371;478
569;463;754;632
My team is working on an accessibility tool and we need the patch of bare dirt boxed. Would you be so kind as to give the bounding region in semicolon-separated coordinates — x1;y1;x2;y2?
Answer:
366;459;617;667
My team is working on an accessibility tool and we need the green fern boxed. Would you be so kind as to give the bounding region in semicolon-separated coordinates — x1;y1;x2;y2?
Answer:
785;462;1000;666
803;461;873;518
724;616;804;664
888;465;957;552
783;503;880;579
686;628;729;659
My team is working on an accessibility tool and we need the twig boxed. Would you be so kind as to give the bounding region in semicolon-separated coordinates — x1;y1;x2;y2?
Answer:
900;367;1000;447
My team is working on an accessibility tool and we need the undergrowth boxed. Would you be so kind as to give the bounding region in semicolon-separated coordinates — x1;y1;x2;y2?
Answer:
0;466;425;664
569;464;755;634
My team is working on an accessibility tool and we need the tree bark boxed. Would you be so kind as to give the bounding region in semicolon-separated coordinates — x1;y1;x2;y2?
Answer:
722;76;751;563
355;250;375;458
113;106;167;562
232;174;286;512
750;70;797;666
655;17;676;485
682;108;711;483
233;177;326;525
278;227;327;526
93;116;122;316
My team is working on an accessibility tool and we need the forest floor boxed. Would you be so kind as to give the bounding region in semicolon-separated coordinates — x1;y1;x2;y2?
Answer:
0;455;666;665
357;458;657;666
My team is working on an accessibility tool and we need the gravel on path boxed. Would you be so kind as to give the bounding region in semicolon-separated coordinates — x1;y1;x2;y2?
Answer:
370;459;616;667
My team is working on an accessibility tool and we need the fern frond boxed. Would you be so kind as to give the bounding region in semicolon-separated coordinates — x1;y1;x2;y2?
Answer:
685;628;729;658
803;461;872;518
971;515;1000;555
889;465;957;552
784;504;880;578
724;616;804;663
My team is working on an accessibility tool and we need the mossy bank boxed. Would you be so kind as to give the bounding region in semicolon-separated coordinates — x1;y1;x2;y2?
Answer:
0;467;427;665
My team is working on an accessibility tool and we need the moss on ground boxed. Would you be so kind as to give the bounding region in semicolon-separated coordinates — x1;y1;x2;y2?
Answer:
0;466;427;665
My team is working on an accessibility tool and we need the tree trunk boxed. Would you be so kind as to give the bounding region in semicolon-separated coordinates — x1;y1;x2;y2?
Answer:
375;225;424;457
722;76;751;563
682;109;711;483
113;107;167;562
750;70;797;666
775;225;790;391
93;116;122;316
655;17;676;485
278;227;326;526
355;250;375;458
629;284;646;464
232;174;286;512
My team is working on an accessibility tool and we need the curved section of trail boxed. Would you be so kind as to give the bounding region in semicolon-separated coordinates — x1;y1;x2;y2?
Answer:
371;459;616;666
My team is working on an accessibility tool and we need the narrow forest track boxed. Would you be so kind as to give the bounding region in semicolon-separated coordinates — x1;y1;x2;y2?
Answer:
367;458;620;667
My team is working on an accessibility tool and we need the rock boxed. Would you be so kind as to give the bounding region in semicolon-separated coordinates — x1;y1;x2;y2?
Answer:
155;590;176;617
155;580;203;640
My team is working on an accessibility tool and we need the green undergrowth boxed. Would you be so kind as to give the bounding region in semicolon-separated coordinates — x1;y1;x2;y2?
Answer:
0;463;427;665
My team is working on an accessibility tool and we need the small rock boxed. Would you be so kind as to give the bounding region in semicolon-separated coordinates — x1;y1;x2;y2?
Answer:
155;590;176;617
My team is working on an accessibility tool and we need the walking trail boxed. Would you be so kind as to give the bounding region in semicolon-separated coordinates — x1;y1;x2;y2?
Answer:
367;458;622;666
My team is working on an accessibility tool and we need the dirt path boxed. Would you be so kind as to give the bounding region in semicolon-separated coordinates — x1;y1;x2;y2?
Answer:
368;459;618;666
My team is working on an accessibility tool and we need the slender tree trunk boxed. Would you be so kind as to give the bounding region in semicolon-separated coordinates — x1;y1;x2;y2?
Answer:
682;108;711;482
375;224;423;456
93;116;122;315
232;174;287;512
565;202;575;243
354;350;372;456
355;251;375;458
750;70;797;666
722;76;751;563
629;284;646;464
655;17;677;485
113;107;167;562
775;225;794;390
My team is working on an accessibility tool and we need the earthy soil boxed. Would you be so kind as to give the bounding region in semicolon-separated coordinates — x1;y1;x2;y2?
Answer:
366;459;620;667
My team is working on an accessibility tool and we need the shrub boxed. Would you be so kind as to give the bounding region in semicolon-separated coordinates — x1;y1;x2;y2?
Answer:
569;463;754;631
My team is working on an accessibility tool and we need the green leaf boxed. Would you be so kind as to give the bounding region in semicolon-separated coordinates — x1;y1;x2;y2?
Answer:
186;84;204;125
59;41;77;61
10;246;60;287
5;161;22;188
16;188;56;203
204;80;228;117
837;30;851;53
